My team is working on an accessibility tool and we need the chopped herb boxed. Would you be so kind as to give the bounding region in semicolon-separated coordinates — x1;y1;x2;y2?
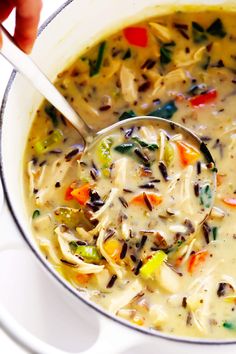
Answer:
32;209;40;219
89;41;106;76
122;48;131;60
149;101;177;120
45;104;59;127
200;184;212;208
160;46;172;65
207;19;226;38
212;226;218;240
132;137;158;151
114;142;135;154
192;22;207;43
223;321;236;330
119;110;136;121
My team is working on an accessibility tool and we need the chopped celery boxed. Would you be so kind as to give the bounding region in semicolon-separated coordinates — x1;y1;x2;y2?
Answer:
164;141;174;166
97;137;113;177
140;250;167;279
54;207;93;230
70;243;101;263
34;129;63;155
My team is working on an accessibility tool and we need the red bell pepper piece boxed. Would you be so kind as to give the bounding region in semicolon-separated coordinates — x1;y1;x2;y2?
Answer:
123;27;148;47
65;186;74;201
189;89;217;107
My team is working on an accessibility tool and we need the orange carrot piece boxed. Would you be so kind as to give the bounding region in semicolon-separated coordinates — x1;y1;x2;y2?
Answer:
177;141;200;166
71;183;91;205
76;273;91;284
188;250;208;273
223;198;236;207
130;193;162;207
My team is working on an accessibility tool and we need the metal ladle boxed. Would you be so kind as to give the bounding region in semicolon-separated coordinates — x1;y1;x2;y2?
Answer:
0;25;216;225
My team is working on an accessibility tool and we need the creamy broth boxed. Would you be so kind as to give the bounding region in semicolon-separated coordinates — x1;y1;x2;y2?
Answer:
24;11;236;338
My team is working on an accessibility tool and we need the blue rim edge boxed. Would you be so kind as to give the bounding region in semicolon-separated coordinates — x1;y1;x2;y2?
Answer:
0;0;235;346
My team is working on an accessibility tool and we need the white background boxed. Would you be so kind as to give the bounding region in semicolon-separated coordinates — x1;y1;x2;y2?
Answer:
0;1;64;352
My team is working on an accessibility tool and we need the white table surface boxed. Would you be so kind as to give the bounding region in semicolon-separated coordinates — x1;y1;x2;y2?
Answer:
0;1;65;352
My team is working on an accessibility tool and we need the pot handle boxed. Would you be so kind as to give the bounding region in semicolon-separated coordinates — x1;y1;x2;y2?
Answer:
0;301;143;354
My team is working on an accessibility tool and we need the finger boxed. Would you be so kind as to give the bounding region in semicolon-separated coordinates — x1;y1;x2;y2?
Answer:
14;0;42;53
0;0;14;49
0;0;14;23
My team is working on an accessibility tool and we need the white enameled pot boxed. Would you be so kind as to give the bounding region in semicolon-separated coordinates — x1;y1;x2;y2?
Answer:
1;0;236;353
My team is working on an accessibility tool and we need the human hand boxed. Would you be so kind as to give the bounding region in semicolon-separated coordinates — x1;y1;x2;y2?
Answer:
0;0;42;53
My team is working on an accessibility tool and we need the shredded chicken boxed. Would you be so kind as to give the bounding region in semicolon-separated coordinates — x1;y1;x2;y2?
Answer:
55;227;104;274
120;64;138;103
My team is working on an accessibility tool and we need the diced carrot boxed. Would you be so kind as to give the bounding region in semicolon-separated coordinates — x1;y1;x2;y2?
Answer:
223;197;236;207
189;89;217;107
103;238;122;262
65;186;74;201
76;273;91;284
123;27;148;47
216;174;225;187
130;193;162;206
188;250;208;273
71;183;91;205
176;141;200;166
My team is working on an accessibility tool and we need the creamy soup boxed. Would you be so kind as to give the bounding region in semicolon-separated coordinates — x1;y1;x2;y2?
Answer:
24;11;236;338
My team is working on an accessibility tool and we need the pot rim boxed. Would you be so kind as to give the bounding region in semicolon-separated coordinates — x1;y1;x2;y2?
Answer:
0;0;235;345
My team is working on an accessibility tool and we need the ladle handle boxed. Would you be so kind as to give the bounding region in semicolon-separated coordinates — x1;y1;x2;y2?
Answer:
0;25;92;140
